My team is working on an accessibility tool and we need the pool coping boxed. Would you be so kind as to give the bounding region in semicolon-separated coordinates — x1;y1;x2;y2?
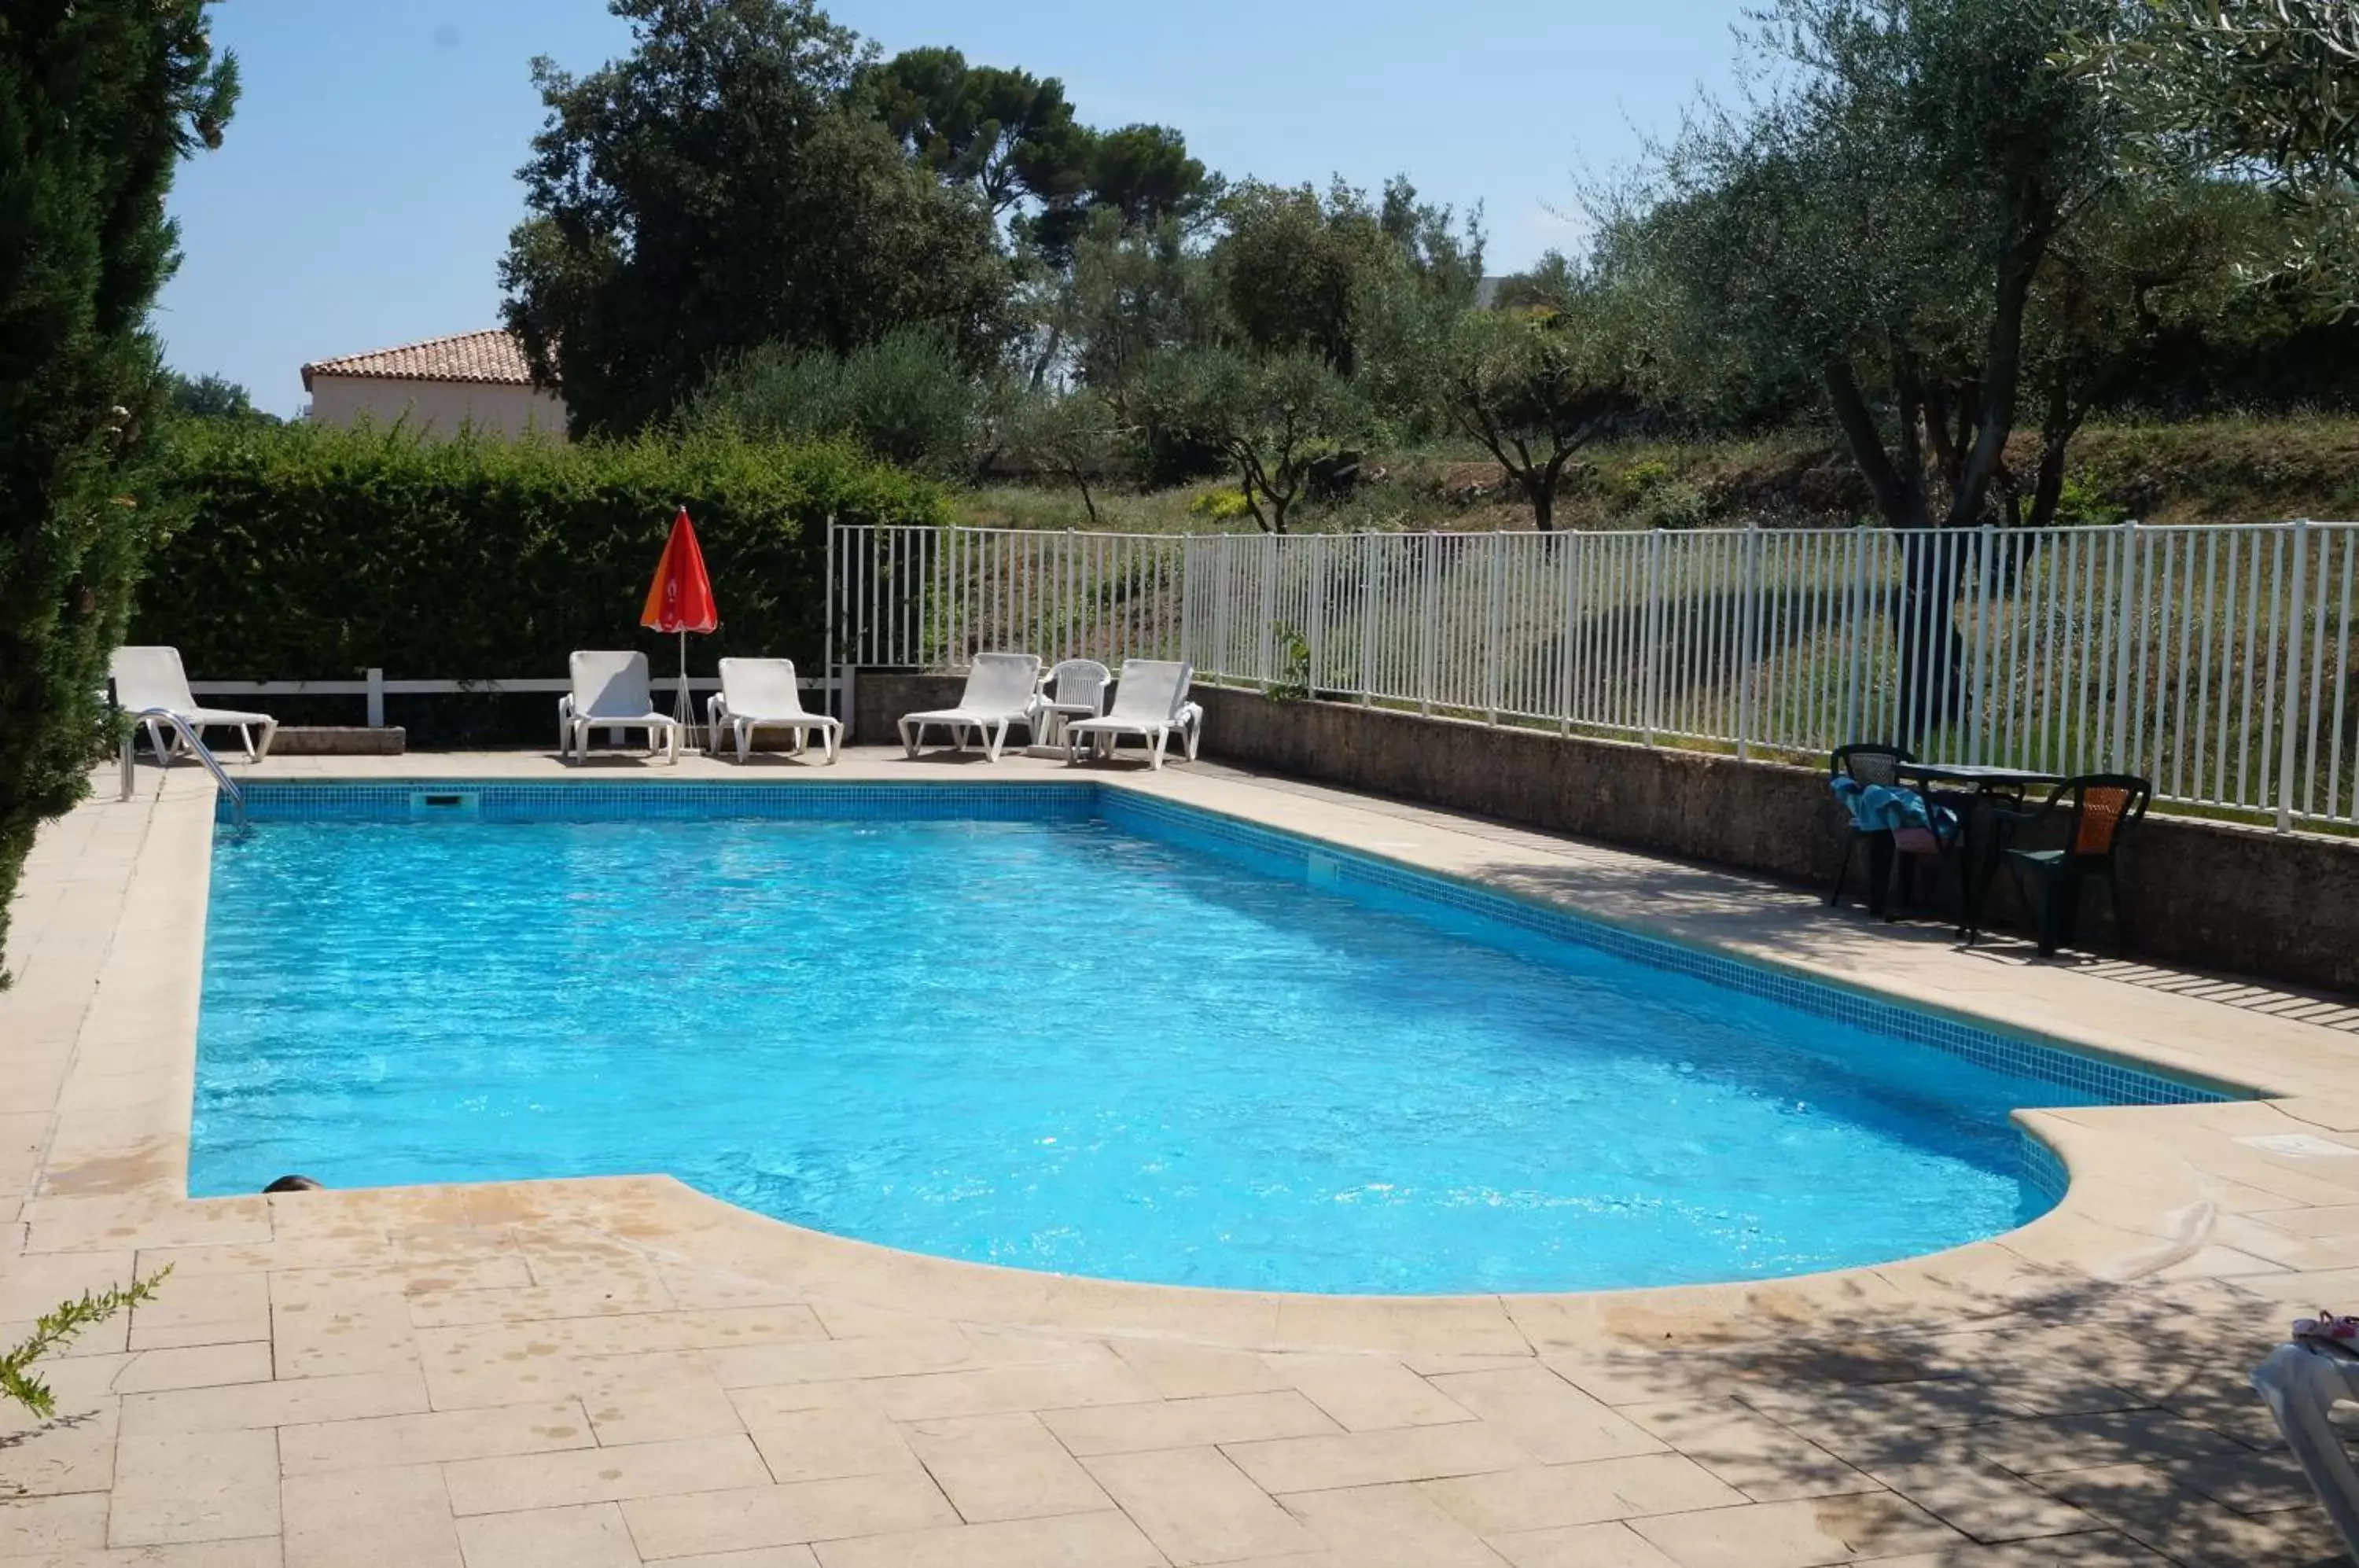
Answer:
24;752;2348;1359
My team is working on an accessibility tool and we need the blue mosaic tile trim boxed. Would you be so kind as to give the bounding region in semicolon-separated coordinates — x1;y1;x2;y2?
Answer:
1098;792;2239;1111
227;778;2237;1110
2016;1129;2071;1202
233;779;1097;826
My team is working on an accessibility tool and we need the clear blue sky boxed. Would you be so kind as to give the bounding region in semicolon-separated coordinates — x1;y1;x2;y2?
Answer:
156;0;1751;416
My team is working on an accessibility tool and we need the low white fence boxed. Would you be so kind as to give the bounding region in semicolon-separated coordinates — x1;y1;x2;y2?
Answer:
188;673;840;728
828;520;2359;833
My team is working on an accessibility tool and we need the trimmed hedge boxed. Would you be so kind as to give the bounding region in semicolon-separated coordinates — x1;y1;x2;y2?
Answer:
133;421;944;743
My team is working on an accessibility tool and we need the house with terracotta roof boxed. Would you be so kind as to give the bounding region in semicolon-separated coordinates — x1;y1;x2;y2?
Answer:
301;329;567;440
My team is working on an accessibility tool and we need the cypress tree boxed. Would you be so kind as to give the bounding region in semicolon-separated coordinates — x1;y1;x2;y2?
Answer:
0;2;236;974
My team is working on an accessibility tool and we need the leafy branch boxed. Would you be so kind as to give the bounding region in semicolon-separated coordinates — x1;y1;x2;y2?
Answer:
1;1268;171;1419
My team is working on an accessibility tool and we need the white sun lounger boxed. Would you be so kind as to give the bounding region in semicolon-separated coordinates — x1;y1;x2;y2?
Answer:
707;657;839;764
1065;659;1198;771
558;650;680;764
898;652;1042;762
109;646;278;764
2253;1340;2359;1559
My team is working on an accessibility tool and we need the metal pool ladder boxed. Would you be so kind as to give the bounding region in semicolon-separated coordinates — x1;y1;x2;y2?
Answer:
120;708;248;830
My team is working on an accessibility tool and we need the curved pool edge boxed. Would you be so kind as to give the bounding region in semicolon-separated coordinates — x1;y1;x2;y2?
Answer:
135;1103;2218;1363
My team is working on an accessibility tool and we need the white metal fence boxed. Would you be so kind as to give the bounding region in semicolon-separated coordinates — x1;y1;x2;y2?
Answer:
828;520;2359;832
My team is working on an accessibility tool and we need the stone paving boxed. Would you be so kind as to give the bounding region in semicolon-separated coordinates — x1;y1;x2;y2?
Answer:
6;746;2359;1566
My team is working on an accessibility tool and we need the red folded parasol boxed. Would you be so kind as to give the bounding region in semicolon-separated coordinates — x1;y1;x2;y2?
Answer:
642;507;718;738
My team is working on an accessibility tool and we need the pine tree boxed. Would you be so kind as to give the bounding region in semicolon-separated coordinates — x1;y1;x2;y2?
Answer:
0;2;237;975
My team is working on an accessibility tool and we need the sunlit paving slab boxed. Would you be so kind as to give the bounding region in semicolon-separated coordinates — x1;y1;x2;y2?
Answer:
6;748;2358;1565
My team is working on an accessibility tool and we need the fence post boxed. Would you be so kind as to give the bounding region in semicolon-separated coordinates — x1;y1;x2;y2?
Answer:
1308;539;1328;698
1969;523;1995;765
1843;530;1865;743
1736;521;1760;761
1419;532;1438;717
2111;517;2139;769
823;517;838;727
365;668;385;730
2279;517;2310;833
1485;533;1503;726
1642;529;1663;746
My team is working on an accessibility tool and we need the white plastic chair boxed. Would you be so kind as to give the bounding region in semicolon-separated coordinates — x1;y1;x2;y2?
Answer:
1065;659;1198;771
898;652;1042;762
109;646;278;764
1029;659;1112;751
706;657;839;764
558;650;680;764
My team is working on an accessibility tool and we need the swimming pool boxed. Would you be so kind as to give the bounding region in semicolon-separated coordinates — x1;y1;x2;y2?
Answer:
192;782;2225;1294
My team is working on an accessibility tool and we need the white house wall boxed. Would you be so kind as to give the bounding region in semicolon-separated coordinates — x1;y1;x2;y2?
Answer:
307;375;568;440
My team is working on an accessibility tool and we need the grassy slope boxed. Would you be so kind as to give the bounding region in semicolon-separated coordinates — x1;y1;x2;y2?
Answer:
953;414;2359;535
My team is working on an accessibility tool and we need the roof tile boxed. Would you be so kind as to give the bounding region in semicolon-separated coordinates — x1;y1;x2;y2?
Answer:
302;330;538;390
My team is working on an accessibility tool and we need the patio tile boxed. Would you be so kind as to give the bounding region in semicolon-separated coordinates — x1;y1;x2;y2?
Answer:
704;1331;1001;1390
743;1403;922;1484
1488;1520;1687;1568
1111;1338;1291;1399
278;1399;595;1475
455;1500;638;1568
1081;1447;1322;1565
109;1428;279;1548
1222;1422;1534;1494
1860;1453;2098;1543
1041;1391;1341;1456
2037;1463;2348;1568
1279;1481;1509;1566
810;1509;1167;1568
0;1492;109;1556
119;1368;430;1435
1419;1455;1748;1535
1628;1493;1963;1567
112;1340;274;1395
1838;1533;2173;1566
897;1411;1113;1522
1960;1409;2252;1474
0;1540;288;1567
1261;1353;1473;1430
1618;1397;1873;1501
1425;1367;1667;1465
267;1284;424;1382
655;1548;819;1568
0;1372;120;1498
442;1433;771;1515
123;1272;273;1351
851;1360;1161;1421
280;1463;458;1568
619;1474;960;1558
576;1349;746;1445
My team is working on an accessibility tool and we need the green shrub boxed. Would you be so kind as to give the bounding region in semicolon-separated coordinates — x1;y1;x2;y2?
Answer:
690;329;982;475
133;421;944;742
1187;488;1254;522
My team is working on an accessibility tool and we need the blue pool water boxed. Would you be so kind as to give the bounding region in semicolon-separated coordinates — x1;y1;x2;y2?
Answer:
192;786;2199;1294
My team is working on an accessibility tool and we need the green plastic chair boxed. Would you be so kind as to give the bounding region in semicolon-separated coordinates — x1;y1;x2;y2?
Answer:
1988;774;2151;956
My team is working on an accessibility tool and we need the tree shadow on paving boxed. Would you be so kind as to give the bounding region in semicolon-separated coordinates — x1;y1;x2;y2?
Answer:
1551;1248;2353;1563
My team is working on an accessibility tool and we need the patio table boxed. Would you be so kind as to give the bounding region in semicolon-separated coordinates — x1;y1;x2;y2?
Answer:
1895;763;2065;938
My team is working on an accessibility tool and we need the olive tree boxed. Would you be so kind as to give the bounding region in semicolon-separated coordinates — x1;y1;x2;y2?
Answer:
1429;253;1647;531
1641;0;2125;731
2077;0;2359;293
1134;349;1369;535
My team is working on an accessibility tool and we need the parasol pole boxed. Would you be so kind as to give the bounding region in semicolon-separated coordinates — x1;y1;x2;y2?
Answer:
675;627;695;749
